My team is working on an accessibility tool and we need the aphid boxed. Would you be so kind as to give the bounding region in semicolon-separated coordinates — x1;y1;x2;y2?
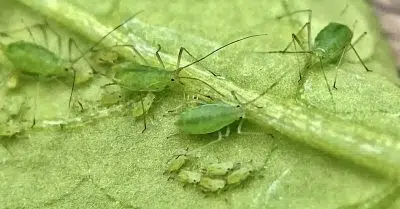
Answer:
0;19;100;126
177;170;202;185
202;161;240;176
175;69;288;151
165;155;189;174
90;15;268;132
336;184;400;209
198;177;226;193
258;4;371;100
0;21;93;99
226;165;255;185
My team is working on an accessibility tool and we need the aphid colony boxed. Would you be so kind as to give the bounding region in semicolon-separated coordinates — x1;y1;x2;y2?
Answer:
164;151;258;193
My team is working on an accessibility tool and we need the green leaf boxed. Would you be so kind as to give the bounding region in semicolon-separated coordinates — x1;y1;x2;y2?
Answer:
1;0;400;208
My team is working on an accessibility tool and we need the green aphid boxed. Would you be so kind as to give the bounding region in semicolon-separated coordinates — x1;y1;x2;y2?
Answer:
203;161;240;176
0;25;77;126
199;177;226;193
165;155;188;173
258;3;371;105
4;41;72;77
226;166;254;185
177;170;202;185
175;69;288;153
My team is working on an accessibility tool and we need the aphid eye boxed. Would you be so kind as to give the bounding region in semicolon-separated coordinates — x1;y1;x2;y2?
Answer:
171;78;175;81
236;105;240;108
64;68;69;72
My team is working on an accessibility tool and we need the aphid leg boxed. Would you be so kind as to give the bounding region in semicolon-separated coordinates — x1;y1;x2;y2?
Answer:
187;130;227;156
217;131;223;141
0;23;44;38
344;21;371;68
292;34;303;81
176;46;218;76
31;81;40;128
332;46;347;89
237;118;244;134
173;45;222;106
343;31;371;70
287;23;313;81
70;11;144;64
140;95;147;133
256;19;311;81
224;126;231;137
318;57;336;111
348;43;371;72
43;21;62;57
21;19;38;44
67;37;103;109
258;22;308;54
276;9;312;50
350;31;367;48
67;38;78;108
155;44;166;69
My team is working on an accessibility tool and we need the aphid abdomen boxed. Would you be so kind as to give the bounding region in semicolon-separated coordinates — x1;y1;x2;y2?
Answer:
313;22;353;63
113;62;172;92
176;103;242;134
5;41;67;77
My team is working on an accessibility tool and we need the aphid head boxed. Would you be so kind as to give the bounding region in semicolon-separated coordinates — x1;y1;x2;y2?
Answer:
314;47;326;58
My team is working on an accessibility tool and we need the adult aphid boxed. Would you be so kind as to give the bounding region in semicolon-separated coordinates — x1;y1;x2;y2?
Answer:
0;16;121;126
174;69;286;152
257;3;371;103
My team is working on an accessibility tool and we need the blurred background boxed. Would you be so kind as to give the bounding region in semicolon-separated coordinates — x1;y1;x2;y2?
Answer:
372;0;400;75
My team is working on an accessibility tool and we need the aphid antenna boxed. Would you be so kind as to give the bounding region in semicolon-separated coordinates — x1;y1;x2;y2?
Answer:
175;33;269;75
70;10;144;66
276;9;312;20
178;76;224;97
230;68;291;108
